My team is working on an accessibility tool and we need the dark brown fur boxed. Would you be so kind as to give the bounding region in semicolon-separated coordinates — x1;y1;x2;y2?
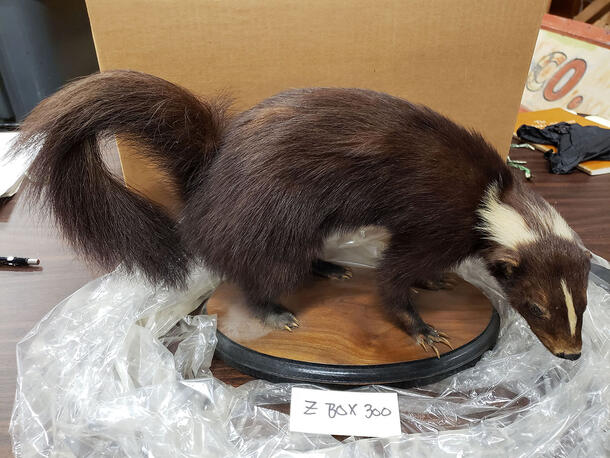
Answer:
13;71;590;357
182;88;511;327
13;71;229;286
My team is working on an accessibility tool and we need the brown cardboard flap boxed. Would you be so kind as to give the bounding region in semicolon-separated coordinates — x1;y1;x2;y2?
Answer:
86;0;548;207
117;142;183;215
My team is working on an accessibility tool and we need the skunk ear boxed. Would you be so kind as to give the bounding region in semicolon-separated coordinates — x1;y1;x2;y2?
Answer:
486;248;520;278
584;250;592;259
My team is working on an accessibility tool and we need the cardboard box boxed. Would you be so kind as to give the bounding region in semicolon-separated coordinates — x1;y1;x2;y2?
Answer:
86;0;548;211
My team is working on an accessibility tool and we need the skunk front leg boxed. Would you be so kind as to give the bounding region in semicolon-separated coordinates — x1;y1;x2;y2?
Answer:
312;259;353;280
386;293;452;358
377;238;453;357
243;291;300;331
413;272;458;290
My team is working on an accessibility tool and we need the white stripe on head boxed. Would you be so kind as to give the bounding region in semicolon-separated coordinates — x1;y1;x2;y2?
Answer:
477;183;538;249
523;199;575;241
547;206;575;240
561;278;577;336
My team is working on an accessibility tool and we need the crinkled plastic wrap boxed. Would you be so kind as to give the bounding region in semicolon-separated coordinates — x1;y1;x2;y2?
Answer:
10;228;610;457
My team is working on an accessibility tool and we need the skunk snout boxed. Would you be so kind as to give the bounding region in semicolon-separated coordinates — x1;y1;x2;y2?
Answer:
555;352;581;360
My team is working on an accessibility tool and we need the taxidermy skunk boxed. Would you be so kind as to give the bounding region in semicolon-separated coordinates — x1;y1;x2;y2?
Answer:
13;70;591;359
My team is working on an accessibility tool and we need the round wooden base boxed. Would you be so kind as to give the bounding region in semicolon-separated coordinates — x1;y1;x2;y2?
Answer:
207;267;499;386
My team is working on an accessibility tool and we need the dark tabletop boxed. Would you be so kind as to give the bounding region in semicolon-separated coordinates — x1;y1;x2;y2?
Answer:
1;145;609;456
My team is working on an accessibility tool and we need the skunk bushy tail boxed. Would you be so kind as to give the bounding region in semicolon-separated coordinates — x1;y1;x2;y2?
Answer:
13;70;229;287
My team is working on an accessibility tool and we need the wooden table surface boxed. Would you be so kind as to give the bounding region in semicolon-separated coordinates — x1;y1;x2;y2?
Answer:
1;145;609;455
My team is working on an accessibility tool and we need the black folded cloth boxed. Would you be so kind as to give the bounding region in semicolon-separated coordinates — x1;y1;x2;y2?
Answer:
516;122;610;174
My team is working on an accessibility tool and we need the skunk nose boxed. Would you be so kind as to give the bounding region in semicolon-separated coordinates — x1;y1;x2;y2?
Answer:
555;352;581;360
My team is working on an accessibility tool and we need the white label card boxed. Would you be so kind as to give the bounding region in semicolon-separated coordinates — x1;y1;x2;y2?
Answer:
289;387;401;438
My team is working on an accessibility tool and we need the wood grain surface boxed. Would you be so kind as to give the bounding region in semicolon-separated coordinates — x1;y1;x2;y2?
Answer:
208;269;492;364
1;144;609;455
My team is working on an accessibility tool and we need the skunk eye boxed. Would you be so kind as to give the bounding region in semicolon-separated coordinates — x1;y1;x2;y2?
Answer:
528;303;546;318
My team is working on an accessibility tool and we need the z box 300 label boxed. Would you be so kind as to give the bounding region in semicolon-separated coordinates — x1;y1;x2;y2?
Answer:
289;387;401;438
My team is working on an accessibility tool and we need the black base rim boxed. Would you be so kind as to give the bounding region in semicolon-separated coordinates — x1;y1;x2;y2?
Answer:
214;310;500;387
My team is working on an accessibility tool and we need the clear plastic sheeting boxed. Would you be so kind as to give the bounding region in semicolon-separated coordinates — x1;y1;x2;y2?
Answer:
10;229;610;457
